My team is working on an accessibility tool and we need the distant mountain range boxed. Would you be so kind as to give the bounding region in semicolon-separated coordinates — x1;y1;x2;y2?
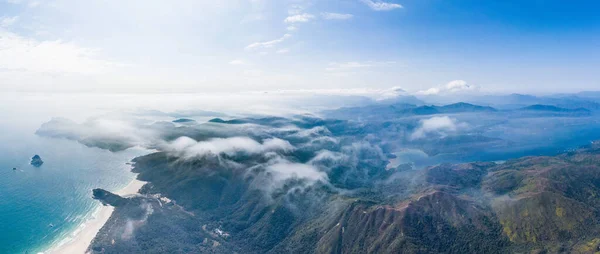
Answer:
518;104;591;113
324;102;493;120
463;93;600;110
324;101;594;120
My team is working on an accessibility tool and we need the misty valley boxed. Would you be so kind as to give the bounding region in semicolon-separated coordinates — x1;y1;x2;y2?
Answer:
32;93;600;253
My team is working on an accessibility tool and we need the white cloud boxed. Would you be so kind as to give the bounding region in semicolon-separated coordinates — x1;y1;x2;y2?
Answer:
276;48;290;54
325;60;396;72
229;59;245;65
361;0;403;11
379;86;407;99
266;161;328;187
166;136;294;158
4;0;39;7
309;150;346;165
245;34;292;50
416;80;479;95
0;31;123;74
321;12;353;20
418;87;440;95
290;126;332;139
264;86;407;100
445;80;475;92
251;154;329;195
284;13;315;23
286;26;297;31
28;1;40;7
0;16;19;27
410;116;468;140
287;5;305;15
36;117;159;150
0;0;422;94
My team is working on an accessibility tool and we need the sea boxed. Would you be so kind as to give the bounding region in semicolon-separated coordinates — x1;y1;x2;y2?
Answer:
0;93;151;254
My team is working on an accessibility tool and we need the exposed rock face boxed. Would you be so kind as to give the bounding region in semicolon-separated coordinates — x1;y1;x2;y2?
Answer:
30;155;43;167
92;189;128;207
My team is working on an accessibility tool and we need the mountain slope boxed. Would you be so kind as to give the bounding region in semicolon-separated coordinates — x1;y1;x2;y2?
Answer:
83;114;600;254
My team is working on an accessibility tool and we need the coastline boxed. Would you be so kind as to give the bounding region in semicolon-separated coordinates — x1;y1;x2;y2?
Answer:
44;178;146;254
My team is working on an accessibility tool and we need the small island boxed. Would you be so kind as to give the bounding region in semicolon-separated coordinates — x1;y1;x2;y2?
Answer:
30;155;44;167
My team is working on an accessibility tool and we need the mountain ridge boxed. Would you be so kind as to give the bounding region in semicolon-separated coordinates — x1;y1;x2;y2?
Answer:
87;139;600;253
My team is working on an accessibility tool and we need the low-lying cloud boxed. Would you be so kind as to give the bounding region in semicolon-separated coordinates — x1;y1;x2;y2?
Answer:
165;136;294;158
411;116;468;140
266;160;328;190
417;80;479;96
36;117;158;151
36;112;395;200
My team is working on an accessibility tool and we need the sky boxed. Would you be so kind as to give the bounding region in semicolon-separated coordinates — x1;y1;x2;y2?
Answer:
0;0;599;95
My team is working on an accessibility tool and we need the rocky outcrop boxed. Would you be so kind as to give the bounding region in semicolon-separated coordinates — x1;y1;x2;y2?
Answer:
30;155;43;167
92;189;128;207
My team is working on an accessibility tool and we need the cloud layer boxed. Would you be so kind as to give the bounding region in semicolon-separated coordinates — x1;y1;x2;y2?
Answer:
361;0;403;11
245;34;292;50
321;12;353;20
417;80;479;95
165;136;294;158
411;116;467;140
284;13;315;23
0;31;121;75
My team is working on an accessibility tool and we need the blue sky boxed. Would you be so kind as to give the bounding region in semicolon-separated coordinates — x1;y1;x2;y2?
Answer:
0;0;598;95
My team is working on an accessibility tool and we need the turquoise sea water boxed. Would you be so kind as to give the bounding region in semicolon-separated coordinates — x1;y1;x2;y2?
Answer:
0;134;144;253
0;94;149;254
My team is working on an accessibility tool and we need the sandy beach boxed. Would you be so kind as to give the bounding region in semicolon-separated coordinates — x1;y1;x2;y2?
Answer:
45;178;146;254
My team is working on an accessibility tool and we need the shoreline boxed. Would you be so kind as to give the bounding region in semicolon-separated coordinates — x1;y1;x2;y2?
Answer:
44;178;146;254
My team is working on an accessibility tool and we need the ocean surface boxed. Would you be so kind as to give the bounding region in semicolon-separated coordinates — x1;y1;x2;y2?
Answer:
0;133;145;253
0;94;150;254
